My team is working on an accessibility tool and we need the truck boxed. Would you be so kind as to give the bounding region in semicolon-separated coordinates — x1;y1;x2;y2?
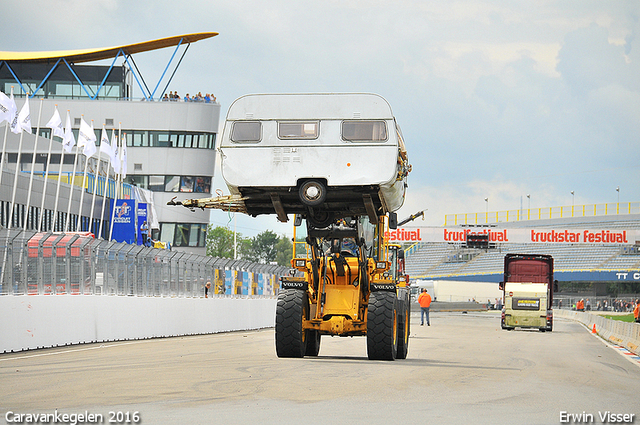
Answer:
499;254;558;332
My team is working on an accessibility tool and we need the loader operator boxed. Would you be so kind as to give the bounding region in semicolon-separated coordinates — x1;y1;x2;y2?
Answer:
341;238;358;257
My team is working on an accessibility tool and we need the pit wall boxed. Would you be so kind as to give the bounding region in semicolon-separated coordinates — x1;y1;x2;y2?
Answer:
0;295;278;353
555;309;640;355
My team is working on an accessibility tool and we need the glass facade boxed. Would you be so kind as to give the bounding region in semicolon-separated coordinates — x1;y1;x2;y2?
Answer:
159;222;207;247
128;175;211;193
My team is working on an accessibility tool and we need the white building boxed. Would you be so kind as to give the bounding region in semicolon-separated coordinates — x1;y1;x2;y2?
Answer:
0;33;220;255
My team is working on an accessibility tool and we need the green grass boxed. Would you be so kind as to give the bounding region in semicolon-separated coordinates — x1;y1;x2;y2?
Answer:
602;314;635;322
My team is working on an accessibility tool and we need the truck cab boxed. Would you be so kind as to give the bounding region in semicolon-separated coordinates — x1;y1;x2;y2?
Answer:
499;254;557;332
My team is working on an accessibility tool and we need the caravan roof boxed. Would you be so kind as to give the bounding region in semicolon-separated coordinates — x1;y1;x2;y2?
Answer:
225;93;395;121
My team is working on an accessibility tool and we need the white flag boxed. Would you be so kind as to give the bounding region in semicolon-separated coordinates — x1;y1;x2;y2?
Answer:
14;96;32;134
46;107;64;139
10;94;24;134
0;91;17;125
62;111;75;153
99;127;112;158
78;119;97;158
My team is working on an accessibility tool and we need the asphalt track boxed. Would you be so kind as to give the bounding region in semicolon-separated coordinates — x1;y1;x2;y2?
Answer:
1;311;639;425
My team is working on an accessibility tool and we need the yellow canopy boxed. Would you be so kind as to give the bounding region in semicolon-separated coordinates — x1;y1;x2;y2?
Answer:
0;32;218;63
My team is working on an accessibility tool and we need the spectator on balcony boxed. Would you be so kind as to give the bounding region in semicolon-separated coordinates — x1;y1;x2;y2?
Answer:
184;93;191;102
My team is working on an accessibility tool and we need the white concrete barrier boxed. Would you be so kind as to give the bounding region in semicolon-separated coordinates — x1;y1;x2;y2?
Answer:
555;309;640;355
0;295;277;353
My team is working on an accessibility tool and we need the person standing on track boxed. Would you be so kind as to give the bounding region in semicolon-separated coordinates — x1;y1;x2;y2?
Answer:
418;288;432;326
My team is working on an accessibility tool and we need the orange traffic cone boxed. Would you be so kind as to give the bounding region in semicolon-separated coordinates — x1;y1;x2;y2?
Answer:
592;324;597;334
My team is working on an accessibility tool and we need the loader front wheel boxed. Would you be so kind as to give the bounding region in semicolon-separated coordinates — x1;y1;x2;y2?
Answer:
275;289;308;358
367;291;398;360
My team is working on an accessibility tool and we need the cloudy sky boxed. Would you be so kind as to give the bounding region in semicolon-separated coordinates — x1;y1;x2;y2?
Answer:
3;1;639;237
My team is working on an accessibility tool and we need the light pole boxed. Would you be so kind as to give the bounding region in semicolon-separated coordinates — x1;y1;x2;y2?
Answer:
484;197;488;223
616;186;620;214
526;194;530;220
571;191;574;216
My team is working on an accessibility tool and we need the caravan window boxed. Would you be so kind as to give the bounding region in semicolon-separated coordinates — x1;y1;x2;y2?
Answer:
278;121;319;139
342;120;387;142
231;121;261;142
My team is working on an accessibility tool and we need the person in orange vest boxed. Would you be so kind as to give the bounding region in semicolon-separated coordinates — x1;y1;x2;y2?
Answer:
418;288;432;326
576;299;584;312
634;299;639;323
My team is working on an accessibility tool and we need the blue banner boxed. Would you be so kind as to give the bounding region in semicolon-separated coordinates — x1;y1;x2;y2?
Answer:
137;203;148;246
110;199;136;244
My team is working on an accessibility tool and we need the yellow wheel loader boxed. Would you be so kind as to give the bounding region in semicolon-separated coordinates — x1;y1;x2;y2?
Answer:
277;215;411;360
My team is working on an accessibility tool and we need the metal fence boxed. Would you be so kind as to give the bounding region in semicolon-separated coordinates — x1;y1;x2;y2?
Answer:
0;229;289;297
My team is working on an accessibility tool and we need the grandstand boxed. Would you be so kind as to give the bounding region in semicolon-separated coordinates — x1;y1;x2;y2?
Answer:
404;203;640;296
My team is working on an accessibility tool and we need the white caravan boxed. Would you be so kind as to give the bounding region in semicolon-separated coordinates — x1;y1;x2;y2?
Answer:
218;93;411;226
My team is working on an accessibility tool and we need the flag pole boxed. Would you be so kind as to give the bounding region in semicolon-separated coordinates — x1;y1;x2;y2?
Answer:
75;152;90;232
38;106;59;232
64;121;82;232
75;119;94;232
0;87;15;201
0;87;16;289
8;94;31;229
52;143;66;231
23;98;44;231
53;110;72;231
108;124;122;241
98;129;114;239
88;154;100;235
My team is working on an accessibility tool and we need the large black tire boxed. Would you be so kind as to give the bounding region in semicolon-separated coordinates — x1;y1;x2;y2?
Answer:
275;289;308;358
396;298;410;359
305;330;321;356
367;291;398;360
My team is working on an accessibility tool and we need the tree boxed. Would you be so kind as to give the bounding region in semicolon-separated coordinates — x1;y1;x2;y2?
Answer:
252;230;279;263
206;225;238;258
275;236;293;266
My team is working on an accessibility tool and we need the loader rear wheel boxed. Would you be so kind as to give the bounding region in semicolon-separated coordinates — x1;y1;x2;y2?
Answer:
275;289;308;358
367;291;398;360
396;299;410;359
305;330;321;356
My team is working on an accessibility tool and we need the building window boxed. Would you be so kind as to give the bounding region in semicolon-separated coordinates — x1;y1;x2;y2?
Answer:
194;177;211;193
129;175;148;189
180;176;194;192
159;223;207;247
148;175;165;192
165;175;180;192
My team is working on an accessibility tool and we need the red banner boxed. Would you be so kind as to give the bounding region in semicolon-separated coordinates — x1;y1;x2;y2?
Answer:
385;227;639;245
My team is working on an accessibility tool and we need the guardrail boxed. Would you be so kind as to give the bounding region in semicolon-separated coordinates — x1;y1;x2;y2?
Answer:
555;309;640;356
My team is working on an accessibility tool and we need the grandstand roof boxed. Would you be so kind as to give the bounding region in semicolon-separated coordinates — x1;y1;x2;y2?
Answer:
0;32;218;63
